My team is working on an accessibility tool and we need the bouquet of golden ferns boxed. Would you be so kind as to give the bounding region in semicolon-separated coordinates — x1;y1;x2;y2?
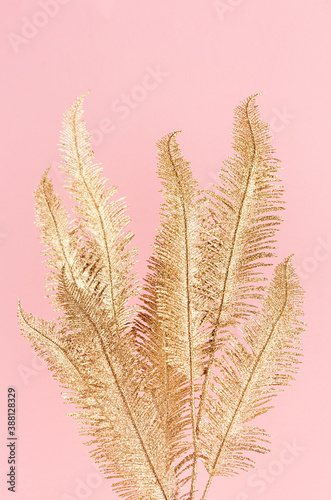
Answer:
18;93;304;500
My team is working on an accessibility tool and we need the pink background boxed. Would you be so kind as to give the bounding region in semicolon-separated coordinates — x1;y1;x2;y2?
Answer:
1;1;330;499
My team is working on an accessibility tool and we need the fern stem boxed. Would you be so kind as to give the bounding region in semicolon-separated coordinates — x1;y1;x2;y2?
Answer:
199;263;289;500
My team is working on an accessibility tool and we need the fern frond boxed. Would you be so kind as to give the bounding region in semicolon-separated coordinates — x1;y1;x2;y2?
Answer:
197;94;284;438
34;168;79;295
18;275;175;500
59;94;138;339
199;257;304;498
136;132;208;497
19;94;305;500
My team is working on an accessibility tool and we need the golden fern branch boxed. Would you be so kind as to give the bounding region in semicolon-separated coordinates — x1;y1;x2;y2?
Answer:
60;93;138;339
34;168;79;293
196;94;284;445
18;270;175;500
135;132;209;498
199;257;304;499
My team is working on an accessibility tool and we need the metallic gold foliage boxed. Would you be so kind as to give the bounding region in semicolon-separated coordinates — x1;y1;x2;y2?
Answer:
34;169;79;297
135;132;210;497
196;95;285;476
18;94;304;500
60;93;139;338
199;257;304;499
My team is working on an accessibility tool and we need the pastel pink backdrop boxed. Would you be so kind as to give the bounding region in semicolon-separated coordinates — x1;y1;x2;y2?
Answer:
1;1;330;499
